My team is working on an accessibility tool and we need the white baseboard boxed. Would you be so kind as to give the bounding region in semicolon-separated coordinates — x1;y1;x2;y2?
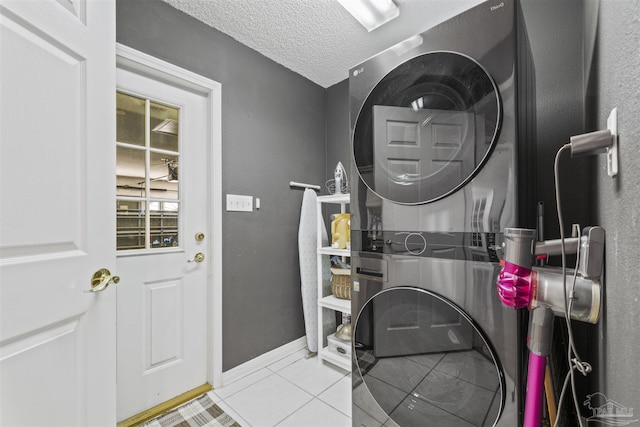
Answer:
221;336;308;386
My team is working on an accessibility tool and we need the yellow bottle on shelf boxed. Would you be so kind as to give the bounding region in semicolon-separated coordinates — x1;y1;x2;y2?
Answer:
331;213;351;249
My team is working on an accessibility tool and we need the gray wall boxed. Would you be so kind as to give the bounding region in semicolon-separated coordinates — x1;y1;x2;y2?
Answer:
116;0;327;371
117;1;640;405
514;1;640;419
325;80;351;184
589;0;640;416
518;3;597;424
520;0;592;235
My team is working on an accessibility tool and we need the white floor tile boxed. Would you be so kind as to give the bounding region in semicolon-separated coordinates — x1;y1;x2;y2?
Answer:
275;399;351;427
214;368;274;400
318;375;352;417
216;399;253;427
267;348;309;372
207;390;222;404
224;374;313;427
278;356;348;396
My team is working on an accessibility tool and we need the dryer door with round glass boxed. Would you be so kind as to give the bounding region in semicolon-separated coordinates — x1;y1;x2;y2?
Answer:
354;287;504;426
353;52;501;205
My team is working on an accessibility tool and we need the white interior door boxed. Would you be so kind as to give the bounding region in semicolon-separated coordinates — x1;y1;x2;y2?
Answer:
0;1;116;425
115;61;210;422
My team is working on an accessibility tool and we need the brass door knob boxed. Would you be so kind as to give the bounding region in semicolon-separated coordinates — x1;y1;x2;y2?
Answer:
188;252;205;263
85;268;120;293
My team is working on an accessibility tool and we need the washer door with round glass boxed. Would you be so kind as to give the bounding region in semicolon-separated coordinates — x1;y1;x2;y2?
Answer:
354;287;503;426
353;52;501;205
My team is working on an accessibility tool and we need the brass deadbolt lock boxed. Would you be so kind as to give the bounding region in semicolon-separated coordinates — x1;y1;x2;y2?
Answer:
195;232;205;241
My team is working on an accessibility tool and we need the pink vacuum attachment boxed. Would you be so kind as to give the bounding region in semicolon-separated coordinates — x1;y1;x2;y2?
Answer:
524;353;547;427
497;259;546;427
497;227;604;427
496;261;534;309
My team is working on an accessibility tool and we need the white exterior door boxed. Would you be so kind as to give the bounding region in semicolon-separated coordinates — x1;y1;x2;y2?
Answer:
115;58;210;422
0;1;116;426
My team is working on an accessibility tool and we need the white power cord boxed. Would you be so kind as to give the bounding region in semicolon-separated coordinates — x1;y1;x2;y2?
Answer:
552;143;593;427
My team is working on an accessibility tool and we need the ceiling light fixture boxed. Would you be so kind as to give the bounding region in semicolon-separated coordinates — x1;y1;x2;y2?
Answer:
152;119;178;136
337;0;400;32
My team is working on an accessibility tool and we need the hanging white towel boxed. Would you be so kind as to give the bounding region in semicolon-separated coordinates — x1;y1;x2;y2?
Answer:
298;188;327;353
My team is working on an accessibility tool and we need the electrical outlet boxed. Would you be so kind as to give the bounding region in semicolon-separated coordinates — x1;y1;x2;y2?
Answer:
226;194;253;212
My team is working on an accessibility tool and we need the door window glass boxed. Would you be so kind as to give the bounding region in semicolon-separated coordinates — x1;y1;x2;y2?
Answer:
116;92;145;147
116;92;180;251
353;52;501;204
354;287;503;426
150;101;179;152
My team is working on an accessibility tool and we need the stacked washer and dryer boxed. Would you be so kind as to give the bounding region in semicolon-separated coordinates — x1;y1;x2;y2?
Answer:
349;1;525;426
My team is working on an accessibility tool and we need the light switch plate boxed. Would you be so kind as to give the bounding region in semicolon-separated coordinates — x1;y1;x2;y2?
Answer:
226;194;253;212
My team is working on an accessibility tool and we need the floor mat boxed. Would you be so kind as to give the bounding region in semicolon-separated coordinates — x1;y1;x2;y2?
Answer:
142;393;241;427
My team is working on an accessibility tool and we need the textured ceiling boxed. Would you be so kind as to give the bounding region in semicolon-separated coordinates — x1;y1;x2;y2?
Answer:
161;0;484;88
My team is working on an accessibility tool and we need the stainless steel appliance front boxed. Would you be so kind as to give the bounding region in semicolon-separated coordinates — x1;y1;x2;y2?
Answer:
352;250;518;427
349;0;517;234
349;1;521;426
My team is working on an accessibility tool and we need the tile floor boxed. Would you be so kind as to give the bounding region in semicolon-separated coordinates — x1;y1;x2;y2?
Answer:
208;349;352;427
354;349;500;427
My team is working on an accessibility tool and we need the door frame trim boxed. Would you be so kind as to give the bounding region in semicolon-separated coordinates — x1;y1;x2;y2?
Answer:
116;44;223;388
